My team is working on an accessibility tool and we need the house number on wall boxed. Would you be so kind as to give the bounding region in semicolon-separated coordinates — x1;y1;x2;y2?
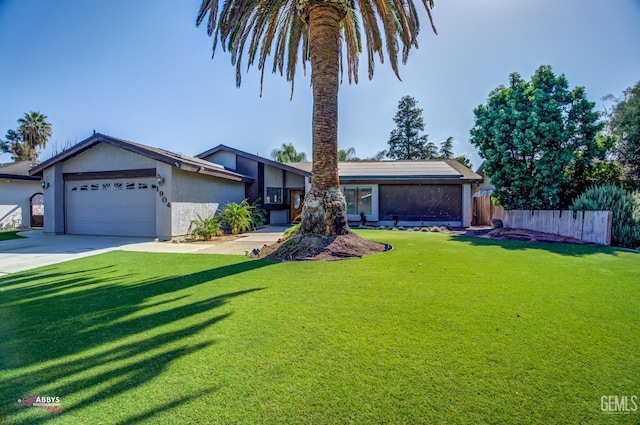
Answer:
157;190;171;208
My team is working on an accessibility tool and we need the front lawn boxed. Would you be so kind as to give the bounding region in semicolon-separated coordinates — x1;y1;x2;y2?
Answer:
0;231;638;424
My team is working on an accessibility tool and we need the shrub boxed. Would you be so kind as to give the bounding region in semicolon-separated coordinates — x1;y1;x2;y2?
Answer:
571;185;640;248
246;198;267;228
190;214;223;240
220;202;253;235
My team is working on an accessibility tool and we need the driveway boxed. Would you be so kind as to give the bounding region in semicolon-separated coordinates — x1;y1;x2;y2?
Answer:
0;226;287;275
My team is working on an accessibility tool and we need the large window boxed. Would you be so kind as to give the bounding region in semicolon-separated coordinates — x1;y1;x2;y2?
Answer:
343;186;372;215
266;187;283;204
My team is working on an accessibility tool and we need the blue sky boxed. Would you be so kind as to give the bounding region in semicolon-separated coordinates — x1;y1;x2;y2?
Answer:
1;0;639;169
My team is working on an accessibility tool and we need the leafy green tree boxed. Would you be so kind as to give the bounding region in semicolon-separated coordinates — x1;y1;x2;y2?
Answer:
470;65;604;209
607;81;640;189
387;96;433;160
454;155;473;169
439;136;454;159
270;143;308;163
1;112;52;161
196;0;436;240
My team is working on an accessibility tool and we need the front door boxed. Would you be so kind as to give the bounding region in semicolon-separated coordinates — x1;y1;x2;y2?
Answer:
289;189;304;222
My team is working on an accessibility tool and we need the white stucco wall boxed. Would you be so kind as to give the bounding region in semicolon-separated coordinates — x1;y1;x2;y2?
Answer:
63;143;156;172
0;181;41;229
201;151;237;170
169;168;245;237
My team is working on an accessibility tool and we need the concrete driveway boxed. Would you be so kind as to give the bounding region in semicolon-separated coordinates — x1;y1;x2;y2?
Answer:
0;226;287;275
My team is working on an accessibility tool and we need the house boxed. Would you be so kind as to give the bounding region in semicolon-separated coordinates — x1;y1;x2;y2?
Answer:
29;134;252;239
0;161;43;229
29;132;482;239
288;160;483;227
196;145;311;224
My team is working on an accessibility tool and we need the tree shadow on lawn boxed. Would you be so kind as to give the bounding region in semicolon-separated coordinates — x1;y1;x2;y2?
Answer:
0;258;272;424
449;234;637;257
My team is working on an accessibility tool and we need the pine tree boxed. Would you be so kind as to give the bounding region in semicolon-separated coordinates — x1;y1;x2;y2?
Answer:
387;96;432;160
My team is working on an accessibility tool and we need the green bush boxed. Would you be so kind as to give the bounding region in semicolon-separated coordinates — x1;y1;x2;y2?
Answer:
246;198;267;228
571;185;640;248
190;214;223;240
220;202;253;235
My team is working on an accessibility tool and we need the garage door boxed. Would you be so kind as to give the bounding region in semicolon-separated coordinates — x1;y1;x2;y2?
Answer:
66;179;157;237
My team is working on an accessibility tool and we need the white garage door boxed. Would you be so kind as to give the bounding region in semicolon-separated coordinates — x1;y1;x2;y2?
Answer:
66;179;157;237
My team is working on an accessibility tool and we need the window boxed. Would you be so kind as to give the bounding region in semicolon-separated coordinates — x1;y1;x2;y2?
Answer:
138;182;148;190
266;187;283;204
91;184;99;191
126;182;135;190
102;183;111;190
343;186;372;215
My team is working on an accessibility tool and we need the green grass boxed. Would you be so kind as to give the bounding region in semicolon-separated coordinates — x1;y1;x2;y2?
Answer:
0;231;24;241
0;231;638;424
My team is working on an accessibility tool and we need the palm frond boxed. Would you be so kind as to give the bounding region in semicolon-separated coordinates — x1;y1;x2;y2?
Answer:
196;0;436;93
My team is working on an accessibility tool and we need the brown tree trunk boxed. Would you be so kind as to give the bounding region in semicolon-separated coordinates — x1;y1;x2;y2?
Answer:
301;4;350;236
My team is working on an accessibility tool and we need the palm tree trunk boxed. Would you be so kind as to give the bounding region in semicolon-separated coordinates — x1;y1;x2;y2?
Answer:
301;4;350;236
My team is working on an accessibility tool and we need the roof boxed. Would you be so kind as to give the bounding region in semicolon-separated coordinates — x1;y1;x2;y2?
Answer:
288;160;483;182
0;161;41;181
197;144;312;177
29;134;253;183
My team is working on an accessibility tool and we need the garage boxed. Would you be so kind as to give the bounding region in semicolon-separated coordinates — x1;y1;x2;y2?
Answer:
65;178;157;237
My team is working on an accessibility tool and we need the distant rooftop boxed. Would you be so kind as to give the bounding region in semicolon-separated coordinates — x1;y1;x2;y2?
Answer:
288;160;482;182
0;161;41;181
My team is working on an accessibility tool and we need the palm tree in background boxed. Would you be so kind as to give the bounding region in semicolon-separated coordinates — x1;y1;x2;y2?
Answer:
18;111;52;161
196;0;436;237
271;143;308;162
338;147;358;161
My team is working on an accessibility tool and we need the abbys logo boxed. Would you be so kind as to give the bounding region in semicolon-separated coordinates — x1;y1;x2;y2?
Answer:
601;395;638;414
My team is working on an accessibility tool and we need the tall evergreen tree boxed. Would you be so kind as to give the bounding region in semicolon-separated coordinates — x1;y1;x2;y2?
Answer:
608;81;640;189
439;136;454;159
387;96;432;160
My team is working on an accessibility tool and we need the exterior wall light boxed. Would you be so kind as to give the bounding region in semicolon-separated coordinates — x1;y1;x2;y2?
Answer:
41;181;50;189
157;176;165;186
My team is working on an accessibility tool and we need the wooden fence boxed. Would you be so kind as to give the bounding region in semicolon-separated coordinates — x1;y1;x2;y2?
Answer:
473;196;612;245
501;210;612;245
472;196;504;226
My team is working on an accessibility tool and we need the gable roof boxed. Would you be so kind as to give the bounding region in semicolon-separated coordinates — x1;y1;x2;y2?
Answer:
29;134;253;183
0;161;41;181
197;144;312;177
288;160;483;182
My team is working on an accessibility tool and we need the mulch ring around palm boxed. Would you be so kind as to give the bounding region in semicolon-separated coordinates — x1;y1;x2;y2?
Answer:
261;231;391;261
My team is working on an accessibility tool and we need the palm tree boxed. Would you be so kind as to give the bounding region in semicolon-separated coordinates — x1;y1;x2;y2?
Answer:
17;111;52;161
271;143;308;162
196;0;436;237
338;147;358;161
